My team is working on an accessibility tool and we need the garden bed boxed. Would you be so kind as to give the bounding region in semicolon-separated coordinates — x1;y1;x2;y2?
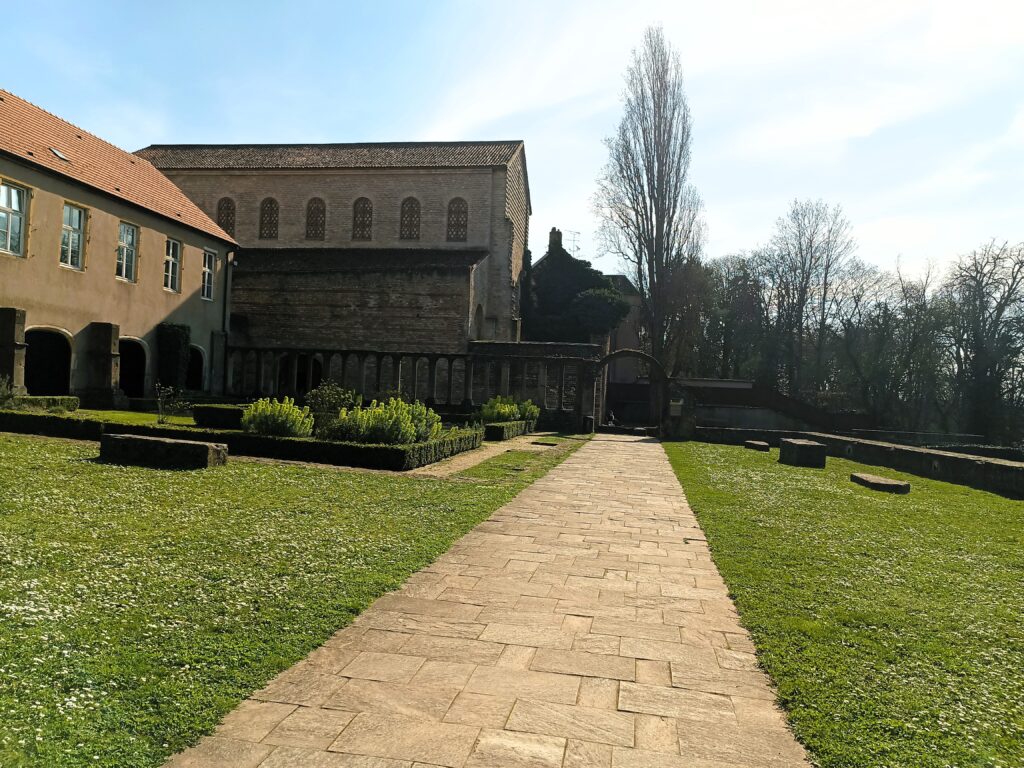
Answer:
0;410;483;471
483;419;534;441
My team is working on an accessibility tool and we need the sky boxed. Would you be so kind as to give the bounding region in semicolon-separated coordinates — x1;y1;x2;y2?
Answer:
6;0;1023;277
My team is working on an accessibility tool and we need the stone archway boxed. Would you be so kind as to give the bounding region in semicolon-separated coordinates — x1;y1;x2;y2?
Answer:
596;348;666;427
25;328;72;396
185;346;205;391
118;338;147;398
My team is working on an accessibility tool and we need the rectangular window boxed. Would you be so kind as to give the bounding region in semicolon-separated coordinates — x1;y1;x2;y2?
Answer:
201;249;215;300
164;238;181;292
117;221;138;282
0;182;27;256
60;204;86;269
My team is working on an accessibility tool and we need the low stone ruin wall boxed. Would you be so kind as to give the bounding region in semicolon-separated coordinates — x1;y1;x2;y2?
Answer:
695;426;1024;499
100;433;228;470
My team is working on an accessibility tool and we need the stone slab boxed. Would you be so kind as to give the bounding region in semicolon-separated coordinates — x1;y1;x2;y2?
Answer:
743;440;770;452
778;438;826;469
100;432;227;469
851;472;910;494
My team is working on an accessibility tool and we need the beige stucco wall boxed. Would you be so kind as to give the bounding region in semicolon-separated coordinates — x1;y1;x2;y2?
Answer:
0;158;230;395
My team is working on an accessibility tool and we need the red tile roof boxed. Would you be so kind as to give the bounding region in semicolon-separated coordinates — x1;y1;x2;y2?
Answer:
0;89;234;244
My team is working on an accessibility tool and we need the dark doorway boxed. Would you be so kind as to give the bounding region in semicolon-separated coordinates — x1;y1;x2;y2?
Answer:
185;346;204;391
25;329;72;396
118;339;146;398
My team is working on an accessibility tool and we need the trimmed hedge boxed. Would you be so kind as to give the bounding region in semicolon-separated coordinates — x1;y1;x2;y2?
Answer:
484;420;534;441
0;410;483;471
11;396;80;412
193;404;245;430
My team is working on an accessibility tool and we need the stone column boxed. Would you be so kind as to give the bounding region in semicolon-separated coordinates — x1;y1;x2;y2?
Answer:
374;354;384;396
77;322;122;407
447;359;457;405
0;308;27;395
289;354;299;395
500;360;511;396
426;357;438;405
537;361;548;409
391;355;403;395
304;354;315;394
462;357;475;406
556;362;566;410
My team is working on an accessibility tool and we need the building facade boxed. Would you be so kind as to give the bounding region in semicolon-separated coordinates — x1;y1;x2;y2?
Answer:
136;142;531;355
0;89;235;402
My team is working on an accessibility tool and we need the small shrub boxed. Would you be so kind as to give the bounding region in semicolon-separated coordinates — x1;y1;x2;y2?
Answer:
241;397;314;437
322;398;443;445
155;382;191;425
306;381;360;433
0;376;13;409
481;396;540;424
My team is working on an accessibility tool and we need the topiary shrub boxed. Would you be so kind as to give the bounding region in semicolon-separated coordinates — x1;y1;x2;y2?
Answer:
241;397;314;437
481;395;540;424
306;381;360;434
321;398;443;445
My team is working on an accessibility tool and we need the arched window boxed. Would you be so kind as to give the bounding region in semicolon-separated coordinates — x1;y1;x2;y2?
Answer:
399;197;420;240
306;197;326;240
259;198;279;240
216;197;235;237
352;197;372;241
447;197;468;242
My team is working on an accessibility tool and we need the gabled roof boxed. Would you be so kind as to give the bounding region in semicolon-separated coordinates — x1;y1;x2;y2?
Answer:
134;141;525;171
0;89;234;244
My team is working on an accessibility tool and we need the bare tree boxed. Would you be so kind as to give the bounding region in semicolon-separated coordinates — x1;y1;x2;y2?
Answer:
596;26;706;376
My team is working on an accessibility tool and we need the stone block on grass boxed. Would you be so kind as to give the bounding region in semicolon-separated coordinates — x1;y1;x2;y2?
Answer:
851;472;910;494
100;433;228;469
744;440;770;452
778;438;826;469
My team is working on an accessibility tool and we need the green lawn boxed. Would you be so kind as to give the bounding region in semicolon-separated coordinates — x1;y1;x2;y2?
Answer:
664;442;1024;768
73;409;196;427
0;433;581;767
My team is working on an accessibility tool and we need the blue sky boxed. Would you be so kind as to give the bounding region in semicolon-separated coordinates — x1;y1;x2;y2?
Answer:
6;0;1023;276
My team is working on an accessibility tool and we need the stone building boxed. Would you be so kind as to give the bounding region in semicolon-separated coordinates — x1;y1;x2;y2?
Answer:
0;89;235;402
136;142;531;355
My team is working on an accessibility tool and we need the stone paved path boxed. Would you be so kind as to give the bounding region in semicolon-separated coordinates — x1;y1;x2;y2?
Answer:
166;434;809;768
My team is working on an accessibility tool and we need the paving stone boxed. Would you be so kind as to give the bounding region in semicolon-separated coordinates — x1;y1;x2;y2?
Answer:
263;708;357;749
479;623;574;649
340;653;425;684
531;648;636;680
851;471;911;494
443;691;515;728
398;634;504;665
324;678;460;721
464;728;566;768
464;666;581;704
329;713;479;767
215;700;296;742
163;737;274;768
564;739;613;768
590;617;681;643
506;700;635;747
408;660;476;689
634;714;678;753
617;682;735;725
254;664;348;707
262;746;412;767
577;677;620;710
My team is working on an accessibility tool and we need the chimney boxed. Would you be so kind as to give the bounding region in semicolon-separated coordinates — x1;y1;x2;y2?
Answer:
549;227;563;252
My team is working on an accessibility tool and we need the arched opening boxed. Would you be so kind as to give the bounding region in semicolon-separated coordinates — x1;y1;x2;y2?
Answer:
185;346;205;391
25;329;72;396
118;339;147;398
597;348;666;427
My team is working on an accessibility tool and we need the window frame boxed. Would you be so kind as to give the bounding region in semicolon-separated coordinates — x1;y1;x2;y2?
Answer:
60;202;87;270
399;197;421;241
201;249;216;301
116;220;139;283
305;197;326;240
163;238;182;293
446;197;469;242
352;197;373;241
258;197;279;240
216;197;236;238
0;179;28;257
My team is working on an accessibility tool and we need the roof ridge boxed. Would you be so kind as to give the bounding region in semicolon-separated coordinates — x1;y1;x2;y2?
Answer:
1;88;135;156
138;140;524;150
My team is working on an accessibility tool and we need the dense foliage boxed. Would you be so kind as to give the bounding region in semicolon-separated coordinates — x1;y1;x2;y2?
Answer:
241;397;314;437
321;397;442;445
305;381;360;432
480;395;540;423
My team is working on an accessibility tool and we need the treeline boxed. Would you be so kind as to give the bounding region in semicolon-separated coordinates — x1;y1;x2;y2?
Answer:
668;199;1024;442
